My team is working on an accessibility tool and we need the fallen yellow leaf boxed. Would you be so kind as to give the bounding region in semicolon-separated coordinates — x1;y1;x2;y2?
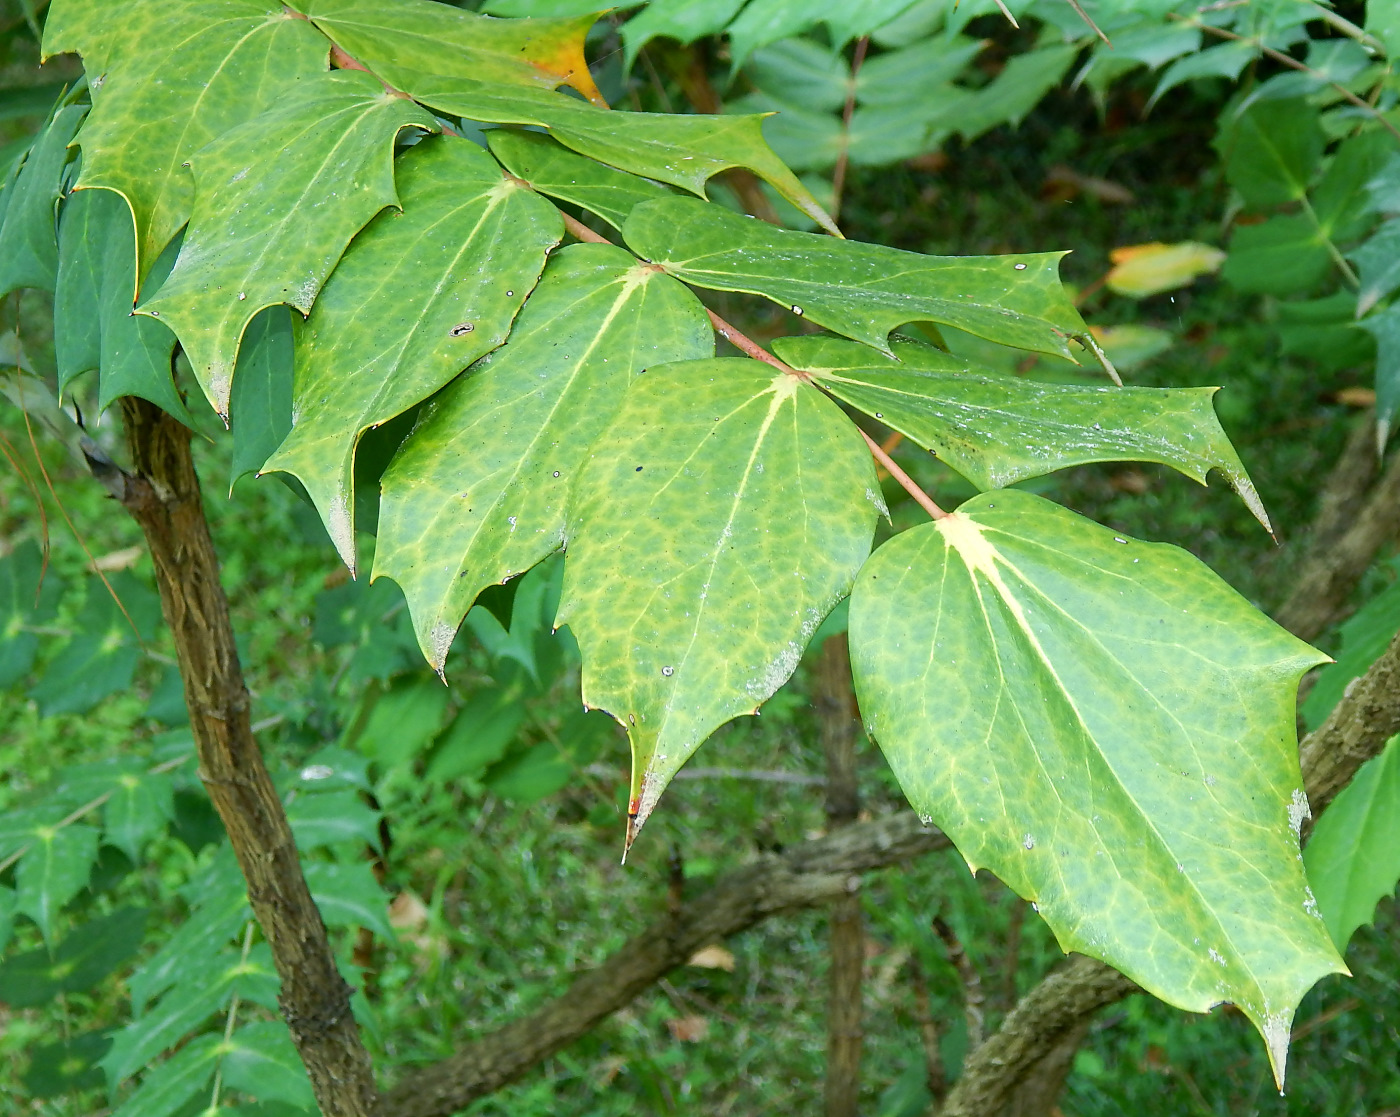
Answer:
1106;241;1226;299
686;944;736;971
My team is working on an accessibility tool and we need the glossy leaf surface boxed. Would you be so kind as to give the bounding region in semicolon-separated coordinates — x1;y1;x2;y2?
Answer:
300;0;604;104
51;0;330;283
487;129;673;230
53;187;193;424
264;136;561;569
363;72;839;235
774;334;1267;526
1304;737;1400;952
140;70;434;417
849;490;1342;1083
376;242;712;670
556;359;880;838
625;197;1089;359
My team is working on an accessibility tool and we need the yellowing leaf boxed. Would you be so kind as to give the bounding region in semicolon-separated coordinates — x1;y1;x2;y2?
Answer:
1106;241;1226;299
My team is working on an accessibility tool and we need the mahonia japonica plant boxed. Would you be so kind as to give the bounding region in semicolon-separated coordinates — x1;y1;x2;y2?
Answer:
0;0;1346;1089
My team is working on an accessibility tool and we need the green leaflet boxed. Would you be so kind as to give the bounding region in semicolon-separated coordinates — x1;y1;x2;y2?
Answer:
0;539;64;688
1304;737;1400;953
849;490;1343;1084
0;102;85;298
555;358;880;842
1359;303;1400;449
620;0;746;70
624;197;1089;360
953;44;1079;145
1221;98;1324;209
54;188;194;425
108;1033;222;1117
359;71;839;236
14;824;100;944
299;0;604;105
726;0;824;70
54;1;331;287
140;69;435;418
376;241;712;671
487;129;673;231
1222;214;1331;297
774;334;1269;529
219;1022;316;1109
104;771;176;862
1352;220;1400;318
0;907;147;1006
264;136;562;570
228;306;296;485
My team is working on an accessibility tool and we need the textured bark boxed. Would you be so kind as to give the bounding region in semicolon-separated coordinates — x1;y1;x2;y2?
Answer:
1275;426;1400;642
818;633;865;1117
937;623;1400;1117
110;398;376;1117
375;813;949;1117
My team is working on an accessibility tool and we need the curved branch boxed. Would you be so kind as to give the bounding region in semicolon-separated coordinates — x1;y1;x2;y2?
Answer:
374;813;949;1117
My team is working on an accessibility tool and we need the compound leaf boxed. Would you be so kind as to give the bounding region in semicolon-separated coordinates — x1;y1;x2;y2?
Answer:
850;489;1343;1084
376;241;712;671
624;196;1089;360
108;1034;222;1117
360;72;839;235
774;334;1268;528
1304;737;1400;953
54;0;330;286
486;128;674;230
264;135;561;570
556;358;880;841
140;69;435;418
300;0;604;105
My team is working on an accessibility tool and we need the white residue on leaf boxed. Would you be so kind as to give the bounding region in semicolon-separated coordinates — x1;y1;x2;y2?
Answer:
1303;886;1320;919
1208;948;1226;966
427;619;457;672
1022;833;1035;850
1287;788;1310;839
747;640;802;699
300;764;334;781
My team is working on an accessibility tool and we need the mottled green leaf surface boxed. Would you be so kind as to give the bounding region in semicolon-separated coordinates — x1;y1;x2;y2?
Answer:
362;72;839;234
264;136;561;569
0;102;85;297
15;824;100;943
376;242;712;670
104;771;176;862
300;0;604;104
1304;737;1400;952
849;490;1342;1082
556;358;880;838
774;334;1267;526
52;0;330;284
0;539;64;688
54;188;193;424
140;70;435;417
625;197;1089;359
487;129;673;230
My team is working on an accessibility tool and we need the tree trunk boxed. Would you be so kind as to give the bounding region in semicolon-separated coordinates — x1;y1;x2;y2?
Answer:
109;397;377;1117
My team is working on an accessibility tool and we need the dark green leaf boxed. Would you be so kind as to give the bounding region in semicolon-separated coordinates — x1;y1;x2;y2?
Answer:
556;358;880;838
108;1034;222;1117
50;0;330;283
426;688;526;783
774;334;1267;527
625;196;1089;360
746;38;849;113
1312;130;1391;243
954;44;1079;144
54;187;193;424
220;1022;315;1109
0;806;65;862
487;128;673;230
229;306;296;486
0;102;85;297
1222;214;1331;296
1352;220;1400;317
826;0;924;46
105;770;176;861
1367;151;1400;213
1153;41;1257;104
854;35;984;106
727;0;824;69
850;489;1341;1083
1304;737;1400;952
1276;292;1372;371
304;861;393;938
22;1030;111;1098
1359;303;1400;447
0;538;64;688
349;675;450;773
0;906;146;1005
129;889;249;1012
140;70;435;418
1221;98;1324;209
28;572;162;716
265;135;561;569
619;0;745;70
376;241;712;670
287;789;380;851
14;824;101;942
292;745;372;794
0;886;15;955
483;741;572;801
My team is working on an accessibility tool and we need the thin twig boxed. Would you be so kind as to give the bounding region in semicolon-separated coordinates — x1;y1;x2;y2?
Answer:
934;915;985;1049
1062;0;1112;46
209;922;256;1110
830;37;870;223
1175;15;1400;143
993;0;1021;28
860;430;948;519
